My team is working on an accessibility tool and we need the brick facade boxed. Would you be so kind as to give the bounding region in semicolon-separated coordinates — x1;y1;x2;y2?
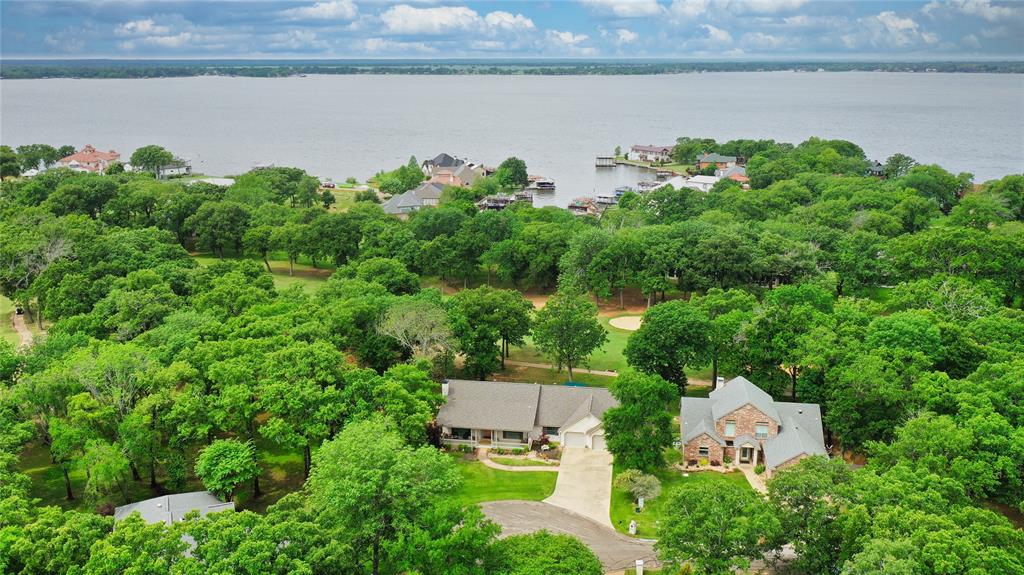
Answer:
683;433;724;463
714;403;779;440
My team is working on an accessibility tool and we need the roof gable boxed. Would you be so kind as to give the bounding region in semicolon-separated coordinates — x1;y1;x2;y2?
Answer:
438;380;617;432
710;376;781;423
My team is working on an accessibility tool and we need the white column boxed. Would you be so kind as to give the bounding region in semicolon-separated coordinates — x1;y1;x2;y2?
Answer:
752;446;759;467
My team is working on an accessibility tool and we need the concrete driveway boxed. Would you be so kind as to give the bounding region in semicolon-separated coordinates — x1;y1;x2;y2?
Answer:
544;447;613;527
482;500;657;571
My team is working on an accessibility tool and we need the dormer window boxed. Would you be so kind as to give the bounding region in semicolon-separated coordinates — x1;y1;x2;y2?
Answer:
755;422;769;439
724;420;736;437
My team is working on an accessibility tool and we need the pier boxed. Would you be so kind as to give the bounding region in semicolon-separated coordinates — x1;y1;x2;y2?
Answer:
595;155;615;167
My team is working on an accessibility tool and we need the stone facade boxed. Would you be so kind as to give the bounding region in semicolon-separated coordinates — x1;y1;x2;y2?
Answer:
714;404;779;440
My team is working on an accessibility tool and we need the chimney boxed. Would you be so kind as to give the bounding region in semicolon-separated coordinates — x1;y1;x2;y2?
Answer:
716;376;725;388
441;381;449;397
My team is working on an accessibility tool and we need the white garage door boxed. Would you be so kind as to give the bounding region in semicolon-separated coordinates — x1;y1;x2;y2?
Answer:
563;432;586;448
591;433;607;451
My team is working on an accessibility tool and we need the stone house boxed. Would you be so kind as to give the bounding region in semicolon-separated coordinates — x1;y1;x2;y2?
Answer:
680;376;827;477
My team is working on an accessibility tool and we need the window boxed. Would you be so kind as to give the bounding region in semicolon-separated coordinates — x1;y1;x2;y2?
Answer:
755;423;769;439
724;420;736;437
698;446;710;457
451;428;471;440
542;427;559;436
502;431;524;442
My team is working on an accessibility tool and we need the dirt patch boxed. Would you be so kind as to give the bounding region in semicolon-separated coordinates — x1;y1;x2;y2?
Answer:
608;316;642;331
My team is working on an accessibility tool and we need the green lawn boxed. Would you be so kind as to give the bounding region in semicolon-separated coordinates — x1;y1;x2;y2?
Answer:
506;313;631;373
611;467;752;537
452;457;557;506
191;254;332;292
490;365;618;387
0;295;19;347
489;456;556;467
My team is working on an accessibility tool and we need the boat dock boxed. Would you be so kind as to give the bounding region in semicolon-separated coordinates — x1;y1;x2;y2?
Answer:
595;156;616;167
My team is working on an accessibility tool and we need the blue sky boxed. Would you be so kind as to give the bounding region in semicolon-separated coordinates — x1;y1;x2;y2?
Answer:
2;1;1022;59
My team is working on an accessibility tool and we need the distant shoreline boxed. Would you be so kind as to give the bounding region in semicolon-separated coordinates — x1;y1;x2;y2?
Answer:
1;60;1021;79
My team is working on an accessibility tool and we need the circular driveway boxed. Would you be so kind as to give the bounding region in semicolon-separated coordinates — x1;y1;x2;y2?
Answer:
481;500;657;571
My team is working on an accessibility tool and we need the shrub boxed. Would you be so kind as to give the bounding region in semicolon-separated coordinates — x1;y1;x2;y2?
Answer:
687;459;698;466
95;502;115;516
710;460;721;467
615;469;663;503
723;455;732;465
754;463;766;475
699;457;709;466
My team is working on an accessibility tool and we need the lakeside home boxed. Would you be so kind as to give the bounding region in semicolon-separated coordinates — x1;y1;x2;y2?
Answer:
56;144;120;173
627;145;673;163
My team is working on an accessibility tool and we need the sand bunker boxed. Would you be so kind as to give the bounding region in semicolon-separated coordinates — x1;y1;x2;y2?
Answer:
608;315;643;331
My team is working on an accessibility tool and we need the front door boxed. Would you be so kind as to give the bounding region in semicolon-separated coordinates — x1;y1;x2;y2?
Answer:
740;446;753;464
481;430;492;443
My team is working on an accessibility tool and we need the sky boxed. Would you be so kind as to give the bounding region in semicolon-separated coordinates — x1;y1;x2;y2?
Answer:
1;0;1022;60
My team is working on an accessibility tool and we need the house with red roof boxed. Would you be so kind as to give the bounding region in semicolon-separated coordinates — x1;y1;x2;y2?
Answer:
56;145;120;173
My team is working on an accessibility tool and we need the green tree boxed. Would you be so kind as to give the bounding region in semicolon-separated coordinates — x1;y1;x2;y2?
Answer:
242;224;275;272
194;438;258;501
1;145;22;178
185;201;251;258
495;156;528;189
603;371;676;470
656;481;781;575
354;257;420;295
883;153;917;178
531;290;607;380
691;288;756;388
614;469;662;503
80;439;132;503
129;145;175;176
625;299;711;392
493;531;602;575
306;417;492;575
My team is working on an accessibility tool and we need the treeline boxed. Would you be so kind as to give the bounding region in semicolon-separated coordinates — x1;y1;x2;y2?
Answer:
3;60;1022;79
1;135;1023;574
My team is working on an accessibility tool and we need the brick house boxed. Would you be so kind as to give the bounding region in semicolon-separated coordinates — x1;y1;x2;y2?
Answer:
696;152;738;170
680;376;827;477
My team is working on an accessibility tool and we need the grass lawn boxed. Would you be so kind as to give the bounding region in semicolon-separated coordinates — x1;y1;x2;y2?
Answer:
506;314;631;372
328;188;361;212
489;456;556;467
19;435;308;514
490;364;618;387
191;254;332;292
0;295;19;347
611;467;752;537
452;457;557;506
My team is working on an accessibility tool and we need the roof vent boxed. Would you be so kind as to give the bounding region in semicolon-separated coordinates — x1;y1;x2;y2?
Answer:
798;409;803;414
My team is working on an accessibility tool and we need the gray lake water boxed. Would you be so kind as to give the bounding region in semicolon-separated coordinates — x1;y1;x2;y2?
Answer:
2;72;1022;207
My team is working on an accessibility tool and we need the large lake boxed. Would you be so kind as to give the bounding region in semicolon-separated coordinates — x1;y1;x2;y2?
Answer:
2;73;1022;207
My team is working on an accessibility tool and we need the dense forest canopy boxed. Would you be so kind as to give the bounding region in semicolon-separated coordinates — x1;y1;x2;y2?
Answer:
1;135;1022;574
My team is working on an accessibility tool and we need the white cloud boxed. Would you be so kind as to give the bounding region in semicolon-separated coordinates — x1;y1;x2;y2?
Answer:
962;33;981;48
267;29;328;50
847;10;941;49
981;26;1010;38
362;37;438;53
380;5;482;34
44;33;85;53
943;0;1020;23
142;32;194;48
669;0;709;19
725;0;808;14
280;1;357;21
741;31;789;50
701;23;733;44
616;28;639;44
484;11;535;31
581;0;664;18
547;30;590;46
115;19;171;37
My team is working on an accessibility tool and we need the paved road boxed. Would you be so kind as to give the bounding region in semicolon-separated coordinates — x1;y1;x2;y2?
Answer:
482;500;657;572
544;447;613;527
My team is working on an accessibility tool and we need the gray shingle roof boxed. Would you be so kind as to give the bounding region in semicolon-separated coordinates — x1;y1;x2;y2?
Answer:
437;380;617;432
698;152;737;163
680;397;726;445
426;153;464;169
114;491;234;525
763;404;827;468
709;376;780;423
381;182;445;214
680;378;827;469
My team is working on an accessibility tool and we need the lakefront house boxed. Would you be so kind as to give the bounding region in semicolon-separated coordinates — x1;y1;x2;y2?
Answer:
437;380;617;451
680;376;827;477
56;145;121;173
627;145;674;163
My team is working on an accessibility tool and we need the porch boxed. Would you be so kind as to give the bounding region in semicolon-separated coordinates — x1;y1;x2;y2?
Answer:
442;427;531;451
